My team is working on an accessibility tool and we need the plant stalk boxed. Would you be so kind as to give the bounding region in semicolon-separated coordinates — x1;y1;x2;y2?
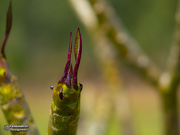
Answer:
161;90;179;135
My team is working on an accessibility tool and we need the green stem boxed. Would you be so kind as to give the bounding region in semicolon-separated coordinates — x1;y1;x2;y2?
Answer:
48;101;79;135
160;90;179;135
159;70;180;135
160;0;180;132
159;0;180;134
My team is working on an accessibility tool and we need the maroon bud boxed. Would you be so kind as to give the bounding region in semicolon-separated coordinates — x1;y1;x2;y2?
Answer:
58;28;82;90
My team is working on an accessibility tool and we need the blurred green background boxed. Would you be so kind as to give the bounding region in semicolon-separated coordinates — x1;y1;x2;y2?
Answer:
0;0;178;135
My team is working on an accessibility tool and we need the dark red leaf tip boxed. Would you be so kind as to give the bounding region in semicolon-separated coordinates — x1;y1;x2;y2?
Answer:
1;0;13;59
58;33;73;84
58;28;82;90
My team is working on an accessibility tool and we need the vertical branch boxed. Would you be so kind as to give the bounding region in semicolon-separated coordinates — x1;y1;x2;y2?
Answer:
158;0;180;134
93;34;134;135
159;68;179;135
160;87;179;135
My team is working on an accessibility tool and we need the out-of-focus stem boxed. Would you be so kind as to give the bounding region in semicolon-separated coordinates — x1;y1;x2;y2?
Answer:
158;0;180;134
159;70;179;134
0;1;40;134
93;35;134;135
159;87;179;135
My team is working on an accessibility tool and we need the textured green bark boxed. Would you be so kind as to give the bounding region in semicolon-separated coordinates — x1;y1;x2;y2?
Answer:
0;58;40;135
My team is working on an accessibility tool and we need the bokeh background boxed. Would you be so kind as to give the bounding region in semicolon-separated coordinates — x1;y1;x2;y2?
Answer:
0;0;179;135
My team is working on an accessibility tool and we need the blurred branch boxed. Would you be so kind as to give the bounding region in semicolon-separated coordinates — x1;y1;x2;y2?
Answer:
69;0;180;135
70;0;180;135
69;0;161;86
69;0;136;134
0;1;40;135
93;35;134;135
157;0;180;134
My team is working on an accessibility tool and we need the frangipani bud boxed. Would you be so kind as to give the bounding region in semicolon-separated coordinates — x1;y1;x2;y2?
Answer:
48;28;83;135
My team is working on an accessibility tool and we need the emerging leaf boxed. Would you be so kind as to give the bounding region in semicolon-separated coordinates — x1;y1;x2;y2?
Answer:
73;28;82;90
58;28;82;90
48;28;83;135
1;0;12;58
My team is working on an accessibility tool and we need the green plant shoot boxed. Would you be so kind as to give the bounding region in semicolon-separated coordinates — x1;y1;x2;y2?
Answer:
48;28;83;135
0;1;39;135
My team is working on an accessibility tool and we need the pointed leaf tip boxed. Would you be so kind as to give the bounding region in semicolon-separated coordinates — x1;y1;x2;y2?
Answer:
6;0;12;36
72;28;82;90
74;28;82;61
68;32;72;62
1;0;13;58
58;33;73;84
58;28;82;90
